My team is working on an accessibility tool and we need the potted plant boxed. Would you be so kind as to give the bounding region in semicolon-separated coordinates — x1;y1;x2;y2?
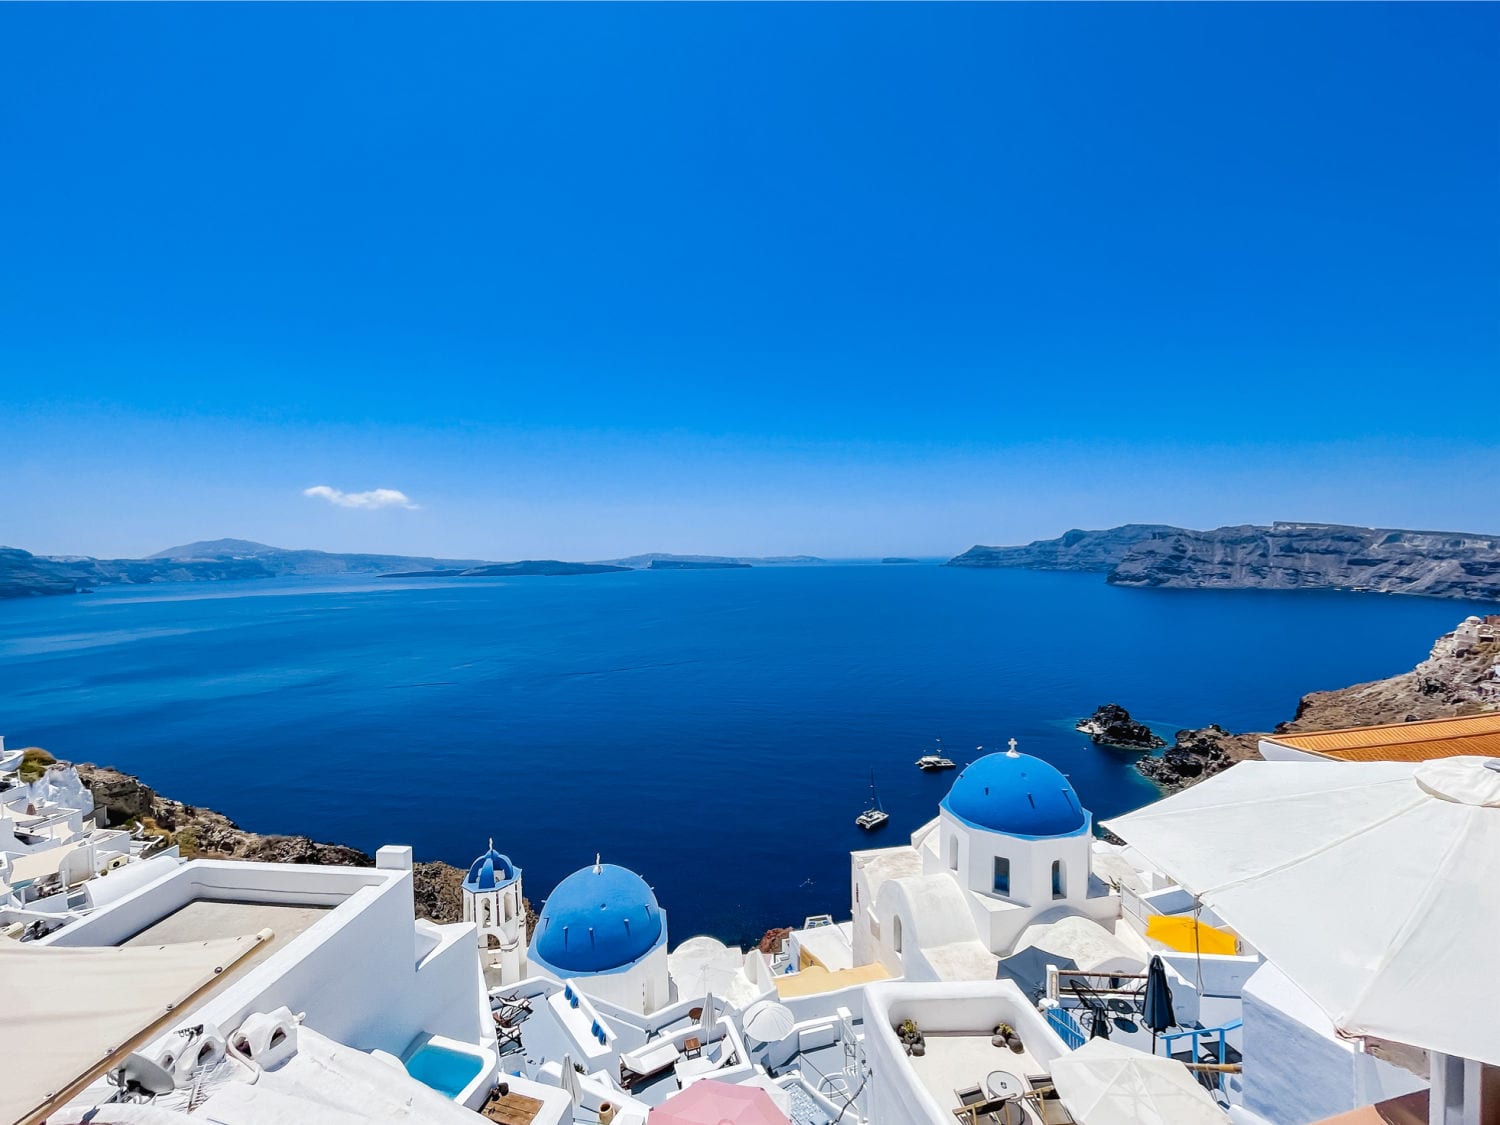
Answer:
992;1022;1024;1052
898;1018;925;1057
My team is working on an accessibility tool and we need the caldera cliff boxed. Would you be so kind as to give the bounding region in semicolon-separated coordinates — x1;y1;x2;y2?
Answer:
949;522;1500;602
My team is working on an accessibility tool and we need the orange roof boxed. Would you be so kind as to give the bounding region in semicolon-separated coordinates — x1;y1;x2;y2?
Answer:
1269;713;1500;762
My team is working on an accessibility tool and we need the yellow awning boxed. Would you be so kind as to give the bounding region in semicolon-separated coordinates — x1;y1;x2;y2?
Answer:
1146;914;1237;956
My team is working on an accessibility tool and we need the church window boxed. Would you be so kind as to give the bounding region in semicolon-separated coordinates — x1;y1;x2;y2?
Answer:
1052;860;1066;899
993;857;1010;896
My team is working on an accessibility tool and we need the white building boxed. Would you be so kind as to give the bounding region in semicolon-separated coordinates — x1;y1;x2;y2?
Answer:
6;843;540;1125
528;858;671;1015
851;743;1121;981
462;840;528;985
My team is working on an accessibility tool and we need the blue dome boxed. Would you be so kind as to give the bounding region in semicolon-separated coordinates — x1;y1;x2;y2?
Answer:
531;863;664;974
464;843;517;892
942;752;1088;838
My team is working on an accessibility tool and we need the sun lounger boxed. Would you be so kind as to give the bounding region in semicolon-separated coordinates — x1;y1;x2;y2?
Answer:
675;1041;738;1085
619;1040;680;1090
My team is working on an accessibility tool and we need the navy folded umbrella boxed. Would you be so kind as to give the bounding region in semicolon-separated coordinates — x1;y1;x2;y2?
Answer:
1143;955;1176;1053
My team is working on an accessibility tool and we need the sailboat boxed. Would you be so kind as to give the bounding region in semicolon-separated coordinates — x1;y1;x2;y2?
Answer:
855;771;890;830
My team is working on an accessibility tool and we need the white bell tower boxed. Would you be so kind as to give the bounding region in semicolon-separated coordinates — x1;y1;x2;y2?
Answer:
461;840;528;985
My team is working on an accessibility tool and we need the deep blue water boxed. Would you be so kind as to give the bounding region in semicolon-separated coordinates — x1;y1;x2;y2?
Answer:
2;567;1488;944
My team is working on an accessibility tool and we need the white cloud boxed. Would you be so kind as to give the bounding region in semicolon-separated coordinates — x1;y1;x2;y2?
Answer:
303;485;418;510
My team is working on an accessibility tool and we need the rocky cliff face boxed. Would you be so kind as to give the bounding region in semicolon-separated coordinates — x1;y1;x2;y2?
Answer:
946;525;1180;572
1108;523;1500;601
1141;615;1500;790
1280;615;1500;730
71;763;468;923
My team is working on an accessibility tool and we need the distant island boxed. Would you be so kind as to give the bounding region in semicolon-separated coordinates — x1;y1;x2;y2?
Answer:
881;557;923;565
947;522;1500;602
647;559;750;570
0;540;834;600
601;553;826;569
385;561;630;578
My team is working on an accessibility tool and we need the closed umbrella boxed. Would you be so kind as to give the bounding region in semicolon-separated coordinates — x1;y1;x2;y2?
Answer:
1142;956;1175;1053
1050;1039;1229;1125
699;991;717;1043
560;1052;581;1107
649;1079;790;1124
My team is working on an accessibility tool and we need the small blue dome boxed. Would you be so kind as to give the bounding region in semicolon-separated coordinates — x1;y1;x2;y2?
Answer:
942;752;1088;837
531;863;664;974
464;843;517;892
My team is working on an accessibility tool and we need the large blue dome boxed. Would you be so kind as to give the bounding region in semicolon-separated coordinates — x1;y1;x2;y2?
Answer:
464;843;517;892
942;752;1088;838
531;863;664;974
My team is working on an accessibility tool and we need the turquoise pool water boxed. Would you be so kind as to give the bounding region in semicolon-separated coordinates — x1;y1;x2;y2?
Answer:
405;1042;484;1100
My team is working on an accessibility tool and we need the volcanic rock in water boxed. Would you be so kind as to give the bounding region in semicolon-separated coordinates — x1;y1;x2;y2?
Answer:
1076;703;1166;750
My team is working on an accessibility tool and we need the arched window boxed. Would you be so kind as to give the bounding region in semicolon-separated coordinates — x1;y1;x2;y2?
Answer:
892;915;903;954
480;899;492;927
948;836;959;871
504;893;514;923
1051;860;1066;900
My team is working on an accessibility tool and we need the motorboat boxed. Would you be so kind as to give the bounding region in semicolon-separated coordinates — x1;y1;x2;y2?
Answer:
915;738;956;771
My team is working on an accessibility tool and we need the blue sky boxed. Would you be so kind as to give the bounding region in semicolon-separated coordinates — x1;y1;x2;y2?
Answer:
2;3;1496;560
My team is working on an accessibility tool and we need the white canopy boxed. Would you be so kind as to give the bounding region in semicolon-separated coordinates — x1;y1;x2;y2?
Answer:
1105;756;1500;1065
1050;1039;1230;1125
0;932;269;1124
669;935;760;1008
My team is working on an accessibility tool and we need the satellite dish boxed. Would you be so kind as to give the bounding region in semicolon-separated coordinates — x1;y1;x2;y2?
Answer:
109;1052;177;1098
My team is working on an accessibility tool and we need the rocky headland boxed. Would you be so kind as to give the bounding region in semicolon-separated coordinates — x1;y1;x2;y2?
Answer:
1076;704;1166;750
55;759;477;924
949;522;1500;602
1137;614;1500;790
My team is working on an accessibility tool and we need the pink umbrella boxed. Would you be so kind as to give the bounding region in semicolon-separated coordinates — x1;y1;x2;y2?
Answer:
648;1079;791;1125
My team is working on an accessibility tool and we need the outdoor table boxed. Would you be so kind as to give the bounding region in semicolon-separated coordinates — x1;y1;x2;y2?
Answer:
985;1069;1024;1100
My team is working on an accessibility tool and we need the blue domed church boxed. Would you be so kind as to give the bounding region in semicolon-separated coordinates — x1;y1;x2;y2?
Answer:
528;858;670;1015
850;741;1123;981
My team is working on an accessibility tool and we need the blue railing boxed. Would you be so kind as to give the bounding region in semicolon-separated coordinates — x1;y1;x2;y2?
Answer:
1161;1018;1242;1088
1046;1006;1086;1049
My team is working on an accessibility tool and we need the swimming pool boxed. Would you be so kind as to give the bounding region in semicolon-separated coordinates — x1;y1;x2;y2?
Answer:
403;1035;495;1107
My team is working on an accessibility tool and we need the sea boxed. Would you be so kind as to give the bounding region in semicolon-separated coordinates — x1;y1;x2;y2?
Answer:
2;565;1489;944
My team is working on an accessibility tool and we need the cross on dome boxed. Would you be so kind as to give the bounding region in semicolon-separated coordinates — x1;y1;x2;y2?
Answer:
1007;737;1019;757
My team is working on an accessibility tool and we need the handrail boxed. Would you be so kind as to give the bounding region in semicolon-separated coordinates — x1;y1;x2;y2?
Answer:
1161;1018;1243;1090
1046;1006;1086;1050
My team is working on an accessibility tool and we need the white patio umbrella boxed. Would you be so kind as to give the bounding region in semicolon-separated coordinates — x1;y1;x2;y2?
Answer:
1104;756;1500;1067
560;1051;582;1106
1050;1039;1230;1125
742;999;797;1045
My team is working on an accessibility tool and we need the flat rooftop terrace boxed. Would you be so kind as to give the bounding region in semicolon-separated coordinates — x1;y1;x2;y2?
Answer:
119;899;332;975
906;1030;1048;1114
